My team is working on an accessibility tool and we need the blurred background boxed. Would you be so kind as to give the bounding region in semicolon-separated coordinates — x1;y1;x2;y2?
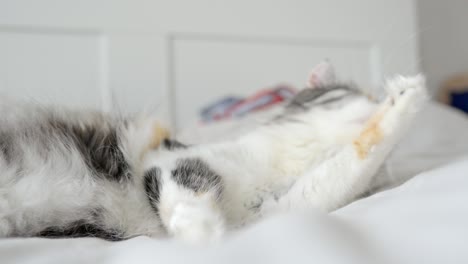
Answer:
0;0;467;130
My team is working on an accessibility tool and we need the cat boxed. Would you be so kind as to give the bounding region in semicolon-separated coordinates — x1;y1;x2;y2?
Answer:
0;62;428;243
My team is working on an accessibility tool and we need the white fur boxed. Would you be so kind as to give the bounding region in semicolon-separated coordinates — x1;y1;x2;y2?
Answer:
0;73;428;243
142;75;428;242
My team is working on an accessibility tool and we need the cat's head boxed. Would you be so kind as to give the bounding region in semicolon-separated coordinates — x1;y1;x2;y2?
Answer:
281;60;375;123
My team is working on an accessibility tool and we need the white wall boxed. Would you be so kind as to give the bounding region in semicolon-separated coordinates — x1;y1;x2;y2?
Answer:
1;0;419;129
418;0;468;94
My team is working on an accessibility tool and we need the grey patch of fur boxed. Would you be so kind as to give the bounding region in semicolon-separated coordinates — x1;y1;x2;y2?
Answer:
46;116;131;182
245;195;264;212
286;84;359;112
162;139;188;151
144;167;162;214
171;158;222;195
0;104;131;182
0;131;16;164
37;219;123;241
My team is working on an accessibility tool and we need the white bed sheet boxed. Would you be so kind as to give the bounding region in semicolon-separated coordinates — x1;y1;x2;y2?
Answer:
2;157;467;264
1;102;468;264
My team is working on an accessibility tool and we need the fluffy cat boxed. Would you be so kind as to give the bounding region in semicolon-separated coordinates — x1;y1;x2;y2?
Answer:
0;63;428;243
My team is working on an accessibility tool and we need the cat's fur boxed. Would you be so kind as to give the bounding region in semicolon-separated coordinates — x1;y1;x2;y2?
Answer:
0;63;428;243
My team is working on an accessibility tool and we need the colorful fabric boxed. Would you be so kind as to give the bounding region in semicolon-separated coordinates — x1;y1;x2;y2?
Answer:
200;85;296;123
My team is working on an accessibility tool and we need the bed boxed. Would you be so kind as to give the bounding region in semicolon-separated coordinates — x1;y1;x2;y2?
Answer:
1;101;468;264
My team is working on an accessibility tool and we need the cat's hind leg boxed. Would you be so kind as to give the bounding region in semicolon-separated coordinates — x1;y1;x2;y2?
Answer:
277;75;428;212
152;158;225;243
163;195;225;243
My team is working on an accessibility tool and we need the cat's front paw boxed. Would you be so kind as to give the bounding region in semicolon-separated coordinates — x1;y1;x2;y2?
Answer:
384;75;429;112
168;202;225;244
378;75;429;133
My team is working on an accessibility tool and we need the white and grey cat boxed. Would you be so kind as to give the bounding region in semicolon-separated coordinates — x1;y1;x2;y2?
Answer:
0;63;428;243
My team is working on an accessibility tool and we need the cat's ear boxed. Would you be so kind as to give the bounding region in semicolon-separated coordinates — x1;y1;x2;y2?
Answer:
306;60;336;88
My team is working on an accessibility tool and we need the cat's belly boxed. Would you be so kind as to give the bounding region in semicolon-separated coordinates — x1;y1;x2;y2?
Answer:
216;143;348;227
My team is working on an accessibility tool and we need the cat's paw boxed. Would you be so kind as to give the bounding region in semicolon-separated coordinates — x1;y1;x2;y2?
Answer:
379;75;429;133
168;202;225;244
384;75;429;112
